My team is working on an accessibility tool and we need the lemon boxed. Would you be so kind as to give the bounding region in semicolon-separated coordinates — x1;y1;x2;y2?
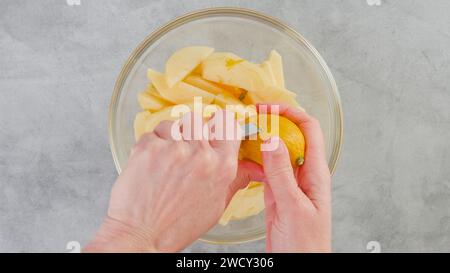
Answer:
240;114;305;167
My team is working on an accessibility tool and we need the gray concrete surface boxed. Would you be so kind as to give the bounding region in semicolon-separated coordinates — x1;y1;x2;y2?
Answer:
1;0;449;252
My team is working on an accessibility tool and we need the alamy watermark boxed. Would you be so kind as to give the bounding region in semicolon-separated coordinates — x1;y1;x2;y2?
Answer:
66;241;81;253
366;0;382;6
366;241;381;253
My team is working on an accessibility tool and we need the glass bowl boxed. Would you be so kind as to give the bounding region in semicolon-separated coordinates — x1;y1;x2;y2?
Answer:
109;7;343;244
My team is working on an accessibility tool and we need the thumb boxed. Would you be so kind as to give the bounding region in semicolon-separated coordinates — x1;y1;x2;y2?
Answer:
227;160;266;203
261;137;307;209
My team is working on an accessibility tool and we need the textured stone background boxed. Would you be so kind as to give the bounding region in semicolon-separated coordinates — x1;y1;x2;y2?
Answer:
0;0;449;252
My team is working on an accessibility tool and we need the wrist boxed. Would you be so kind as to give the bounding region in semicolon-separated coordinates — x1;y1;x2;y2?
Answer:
84;216;157;253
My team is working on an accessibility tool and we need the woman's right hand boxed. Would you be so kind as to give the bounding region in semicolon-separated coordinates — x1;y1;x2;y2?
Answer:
258;104;332;253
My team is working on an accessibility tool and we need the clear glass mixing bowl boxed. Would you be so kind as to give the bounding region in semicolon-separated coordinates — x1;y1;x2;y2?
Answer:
109;7;343;244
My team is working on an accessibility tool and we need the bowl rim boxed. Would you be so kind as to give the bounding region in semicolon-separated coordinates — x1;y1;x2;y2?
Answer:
109;7;343;245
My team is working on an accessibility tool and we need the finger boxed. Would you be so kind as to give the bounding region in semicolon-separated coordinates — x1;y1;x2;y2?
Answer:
261;136;309;209
227;160;266;201
258;103;330;207
272;104;330;196
154;120;177;140
264;185;276;252
129;132;163;160
264;184;276;228
264;181;275;209
132;132;159;152
207;110;242;154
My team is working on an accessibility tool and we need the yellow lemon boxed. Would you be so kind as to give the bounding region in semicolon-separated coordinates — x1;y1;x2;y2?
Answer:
240;114;305;167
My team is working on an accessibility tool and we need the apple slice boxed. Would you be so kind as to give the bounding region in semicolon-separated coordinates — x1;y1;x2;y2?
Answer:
191;64;203;75
248;85;301;108
267;50;285;88
137;90;171;112
165;46;214;87
213;82;248;101
260;61;277;86
243;91;265;105
214;93;245;108
202;52;272;93
148;69;215;105
147;84;164;99
260;86;298;107
214;93;256;122
184;75;248;102
134;111;153;141
184;75;226;95
219;182;265;225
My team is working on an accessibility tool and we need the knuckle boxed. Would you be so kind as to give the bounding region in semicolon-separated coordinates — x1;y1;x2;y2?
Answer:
173;143;190;159
200;151;215;166
136;132;152;145
153;121;164;131
142;136;166;154
154;120;168;132
133;133;154;152
132;142;145;155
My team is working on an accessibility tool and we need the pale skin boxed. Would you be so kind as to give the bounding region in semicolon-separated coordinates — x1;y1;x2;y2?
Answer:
84;105;331;253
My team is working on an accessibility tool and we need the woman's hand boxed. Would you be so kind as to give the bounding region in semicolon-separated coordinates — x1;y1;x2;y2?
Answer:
259;104;331;253
84;110;264;252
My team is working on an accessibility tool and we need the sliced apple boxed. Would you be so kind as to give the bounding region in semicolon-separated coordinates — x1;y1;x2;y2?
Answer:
267;50;285;88
146;84;164;99
202;52;272;93
219;182;265;225
264;85;297;98
243;91;265;105
260;61;277;86
137;90;171;112
184;75;248;103
260;86;296;103
214;82;248;100
243;84;300;108
191;64;203;75
134;111;153;141
184;75;226;95
214;93;244;108
214;93;256;122
148;69;215;105
165;46;214;87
